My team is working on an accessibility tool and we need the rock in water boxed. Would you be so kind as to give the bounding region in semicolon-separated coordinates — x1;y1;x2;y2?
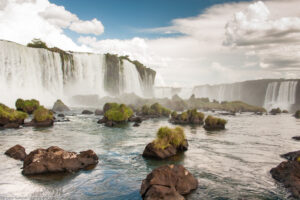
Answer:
140;165;198;200
82;110;93;115
94;109;103;115
3;123;20;129
5;145;27;161
52;99;70;112
270;160;300;198
22;146;98;175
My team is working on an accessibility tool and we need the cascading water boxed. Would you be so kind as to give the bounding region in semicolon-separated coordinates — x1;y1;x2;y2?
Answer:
264;81;298;110
120;60;143;96
0;40;64;107
0;40;154;107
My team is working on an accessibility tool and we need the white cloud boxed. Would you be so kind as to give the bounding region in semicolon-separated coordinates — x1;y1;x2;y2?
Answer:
70;18;104;35
0;0;103;51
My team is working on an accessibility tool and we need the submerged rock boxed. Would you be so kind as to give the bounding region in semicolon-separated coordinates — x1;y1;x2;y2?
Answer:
142;127;188;159
4;123;20;129
57;113;65;117
292;136;300;141
140;165;198;200
5;144;26;161
52;99;70;112
133;122;140;127
22;146;98;175
82;110;93;115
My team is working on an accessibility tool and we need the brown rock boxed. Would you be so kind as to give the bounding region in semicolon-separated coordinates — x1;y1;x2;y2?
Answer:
140;165;198;200
22;146;98;175
5;144;26;161
3;123;20;129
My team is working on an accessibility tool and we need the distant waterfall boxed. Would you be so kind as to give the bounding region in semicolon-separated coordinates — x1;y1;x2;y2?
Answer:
264;81;298;110
121;60;143;96
0;40;153;107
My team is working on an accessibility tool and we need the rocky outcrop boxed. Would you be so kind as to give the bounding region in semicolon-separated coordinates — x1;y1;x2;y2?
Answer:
24;106;54;127
170;109;204;125
5;144;27;161
203;115;227;131
15;98;40;114
140;165;198;200
82;110;93;115
94;109;103;115
142;141;188;159
22;146;98;175
138;103;171;118
52;99;70;112
0;103;27;127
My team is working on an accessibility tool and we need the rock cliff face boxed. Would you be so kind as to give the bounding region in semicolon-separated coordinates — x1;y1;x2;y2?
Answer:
0;40;156;106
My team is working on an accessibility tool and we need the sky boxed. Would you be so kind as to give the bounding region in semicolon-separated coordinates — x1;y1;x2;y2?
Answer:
0;0;299;87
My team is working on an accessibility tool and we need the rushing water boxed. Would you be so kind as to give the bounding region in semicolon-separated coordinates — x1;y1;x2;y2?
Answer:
0;111;300;199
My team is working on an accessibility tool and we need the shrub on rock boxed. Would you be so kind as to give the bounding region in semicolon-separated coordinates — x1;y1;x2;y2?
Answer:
170;109;205;125
98;103;133;127
142;126;188;159
204;115;227;130
140;103;171;118
140;164;198;200
0;103;27;127
32;106;54;127
52;99;70;112
270;107;281;115
15;98;39;114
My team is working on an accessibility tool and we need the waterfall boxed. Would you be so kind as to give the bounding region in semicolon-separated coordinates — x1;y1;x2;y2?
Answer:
0;40;64;107
121;60;143;96
264;81;298;110
0;40;154;107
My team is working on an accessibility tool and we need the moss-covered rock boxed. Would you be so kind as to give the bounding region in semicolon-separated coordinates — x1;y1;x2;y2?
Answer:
139;103;171;118
0;103;28;126
15;98;40;114
98;103;133;127
204;115;227;130
142;126;188;159
170;109;205;125
270;108;282;115
52;99;70;112
295;110;300;119
32;106;54;127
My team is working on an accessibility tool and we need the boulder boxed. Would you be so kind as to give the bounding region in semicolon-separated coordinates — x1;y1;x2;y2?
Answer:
203;115;227;131
94;109;103;115
281;150;300;161
52;99;70;112
142;140;188;159
15;99;39;114
0;103;27;127
140;165;198;200
82;110;93;115
133;122;140;127
292;136;300;141
97;117;106;124
129;116;142;123
22;146;98;175
57;113;65;117
5;144;26;161
4;123;20;129
270;160;300;198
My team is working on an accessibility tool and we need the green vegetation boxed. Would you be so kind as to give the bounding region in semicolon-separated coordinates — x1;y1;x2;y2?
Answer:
104;103;133;122
187;97;266;113
270;107;281;115
103;102;119;113
27;38;48;49
153;126;186;150
0;103;28;122
171;109;205;124
295;110;300;119
15;98;40;114
204;115;227;130
141;103;171;117
33;106;53;122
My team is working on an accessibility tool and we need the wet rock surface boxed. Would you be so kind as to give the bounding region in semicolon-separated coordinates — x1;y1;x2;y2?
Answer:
5;144;27;161
140;165;198;200
22;146;98;175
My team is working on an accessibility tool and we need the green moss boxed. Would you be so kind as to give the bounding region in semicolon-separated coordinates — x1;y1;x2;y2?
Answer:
205;115;227;128
0;103;28;122
104;103;133;122
27;38;48;49
15;98;40;114
295;110;300;119
103;102;119;113
141;103;171;117
153;126;186;150
33;106;53;122
171;111;178;118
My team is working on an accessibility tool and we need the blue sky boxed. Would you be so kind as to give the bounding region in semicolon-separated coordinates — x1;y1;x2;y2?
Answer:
50;0;252;40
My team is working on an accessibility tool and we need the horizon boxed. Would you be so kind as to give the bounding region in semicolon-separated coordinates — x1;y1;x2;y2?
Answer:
0;0;299;87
